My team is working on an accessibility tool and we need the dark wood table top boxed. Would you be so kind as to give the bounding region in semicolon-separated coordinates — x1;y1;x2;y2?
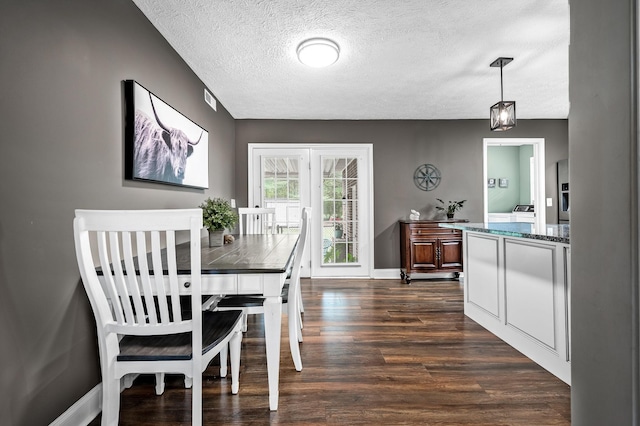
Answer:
176;233;299;275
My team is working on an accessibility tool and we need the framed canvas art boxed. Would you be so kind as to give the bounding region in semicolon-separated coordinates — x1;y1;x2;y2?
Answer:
125;80;209;189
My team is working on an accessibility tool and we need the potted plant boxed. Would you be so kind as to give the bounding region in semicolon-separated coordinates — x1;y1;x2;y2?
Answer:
435;198;466;219
334;222;344;238
199;197;238;247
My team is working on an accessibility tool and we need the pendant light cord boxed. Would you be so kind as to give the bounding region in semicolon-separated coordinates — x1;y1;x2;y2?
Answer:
500;63;504;102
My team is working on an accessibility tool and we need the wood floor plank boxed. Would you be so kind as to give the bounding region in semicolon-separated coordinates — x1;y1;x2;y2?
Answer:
90;278;570;425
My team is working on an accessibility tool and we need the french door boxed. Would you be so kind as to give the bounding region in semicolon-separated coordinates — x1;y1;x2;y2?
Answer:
249;144;373;278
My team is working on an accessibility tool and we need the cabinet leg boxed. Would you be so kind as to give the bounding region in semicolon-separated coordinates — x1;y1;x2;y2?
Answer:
400;271;405;280
405;275;411;284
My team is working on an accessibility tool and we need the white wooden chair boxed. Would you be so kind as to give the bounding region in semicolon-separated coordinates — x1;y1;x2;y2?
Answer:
238;207;276;235
211;207;311;371
73;209;243;426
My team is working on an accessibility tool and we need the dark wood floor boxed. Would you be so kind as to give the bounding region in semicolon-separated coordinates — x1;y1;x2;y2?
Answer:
90;278;571;425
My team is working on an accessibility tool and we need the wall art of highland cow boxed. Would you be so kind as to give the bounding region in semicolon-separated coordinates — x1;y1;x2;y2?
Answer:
125;80;209;189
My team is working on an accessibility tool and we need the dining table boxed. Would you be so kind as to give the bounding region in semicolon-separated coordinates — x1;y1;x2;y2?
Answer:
180;233;299;411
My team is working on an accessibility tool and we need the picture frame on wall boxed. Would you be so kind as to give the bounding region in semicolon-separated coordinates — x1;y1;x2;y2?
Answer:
499;178;509;188
487;178;496;188
124;80;209;189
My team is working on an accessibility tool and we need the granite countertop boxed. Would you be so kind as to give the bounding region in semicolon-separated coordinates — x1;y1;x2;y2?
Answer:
439;222;570;244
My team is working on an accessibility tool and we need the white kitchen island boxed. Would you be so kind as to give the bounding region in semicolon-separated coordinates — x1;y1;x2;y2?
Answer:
440;222;571;385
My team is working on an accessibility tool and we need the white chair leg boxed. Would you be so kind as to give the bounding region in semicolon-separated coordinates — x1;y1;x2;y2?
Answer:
297;305;304;337
297;314;304;343
192;372;202;426
241;312;248;332
229;331;242;394
102;377;121;426
298;290;304;314
123;374;135;389
288;309;303;372
154;373;165;395
219;344;228;378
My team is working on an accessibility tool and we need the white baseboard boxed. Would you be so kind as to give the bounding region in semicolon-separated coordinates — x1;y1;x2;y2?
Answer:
49;384;101;426
372;268;402;279
50;374;140;426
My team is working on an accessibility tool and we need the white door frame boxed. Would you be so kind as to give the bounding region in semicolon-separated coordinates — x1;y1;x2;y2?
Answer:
248;143;374;278
483;138;546;229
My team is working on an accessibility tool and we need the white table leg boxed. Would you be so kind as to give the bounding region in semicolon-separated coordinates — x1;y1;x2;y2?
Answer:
262;295;282;411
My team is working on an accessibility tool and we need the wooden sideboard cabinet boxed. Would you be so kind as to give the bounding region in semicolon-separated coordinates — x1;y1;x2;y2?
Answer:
399;219;467;284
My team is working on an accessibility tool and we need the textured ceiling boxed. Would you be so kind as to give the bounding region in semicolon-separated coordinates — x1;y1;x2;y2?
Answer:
131;0;569;120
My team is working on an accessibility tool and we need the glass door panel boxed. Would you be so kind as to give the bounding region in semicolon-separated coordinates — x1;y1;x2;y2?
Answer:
311;147;370;277
261;156;302;234
321;157;359;265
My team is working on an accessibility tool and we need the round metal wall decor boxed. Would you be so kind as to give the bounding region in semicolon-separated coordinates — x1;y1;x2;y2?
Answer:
413;163;441;191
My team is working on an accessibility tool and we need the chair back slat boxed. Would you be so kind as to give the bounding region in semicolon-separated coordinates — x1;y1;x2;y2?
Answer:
108;231;140;325
96;230;126;324
122;231;148;325
238;207;276;235
150;230;172;324
135;231;158;324
164;230;183;323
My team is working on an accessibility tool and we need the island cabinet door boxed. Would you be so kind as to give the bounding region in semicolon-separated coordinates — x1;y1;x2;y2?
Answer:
410;238;438;270
439;237;463;269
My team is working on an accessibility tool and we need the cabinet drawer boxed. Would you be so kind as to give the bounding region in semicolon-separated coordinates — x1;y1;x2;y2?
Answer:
410;227;461;237
410;227;431;236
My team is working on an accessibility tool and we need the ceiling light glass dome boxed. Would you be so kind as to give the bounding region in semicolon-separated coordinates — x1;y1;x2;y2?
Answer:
297;38;340;68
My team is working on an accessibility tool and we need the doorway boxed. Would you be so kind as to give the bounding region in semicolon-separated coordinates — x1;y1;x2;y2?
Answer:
482;138;546;229
248;144;374;278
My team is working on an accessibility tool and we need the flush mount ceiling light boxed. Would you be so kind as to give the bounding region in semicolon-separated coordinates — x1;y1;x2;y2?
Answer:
297;38;340;68
490;57;516;131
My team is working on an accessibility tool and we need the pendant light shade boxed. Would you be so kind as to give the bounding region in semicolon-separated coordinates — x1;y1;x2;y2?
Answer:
490;57;516;131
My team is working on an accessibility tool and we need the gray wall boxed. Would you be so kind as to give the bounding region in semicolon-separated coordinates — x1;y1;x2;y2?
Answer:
0;1;236;424
487;146;522;212
235;119;568;269
569;0;640;423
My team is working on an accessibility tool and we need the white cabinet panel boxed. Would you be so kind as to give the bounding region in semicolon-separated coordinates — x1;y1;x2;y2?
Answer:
238;274;263;293
200;274;236;294
505;239;556;349
462;229;570;384
466;233;500;317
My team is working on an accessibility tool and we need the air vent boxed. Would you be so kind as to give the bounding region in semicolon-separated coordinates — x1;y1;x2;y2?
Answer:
204;88;217;111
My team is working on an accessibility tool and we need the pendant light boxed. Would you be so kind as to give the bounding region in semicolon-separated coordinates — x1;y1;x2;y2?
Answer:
489;57;516;131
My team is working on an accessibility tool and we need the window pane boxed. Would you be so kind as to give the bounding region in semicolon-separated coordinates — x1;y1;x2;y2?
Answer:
321;155;358;265
262;156;301;232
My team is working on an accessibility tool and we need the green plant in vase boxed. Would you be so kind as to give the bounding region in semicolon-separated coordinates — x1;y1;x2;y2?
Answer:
199;197;238;247
435;198;466;219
